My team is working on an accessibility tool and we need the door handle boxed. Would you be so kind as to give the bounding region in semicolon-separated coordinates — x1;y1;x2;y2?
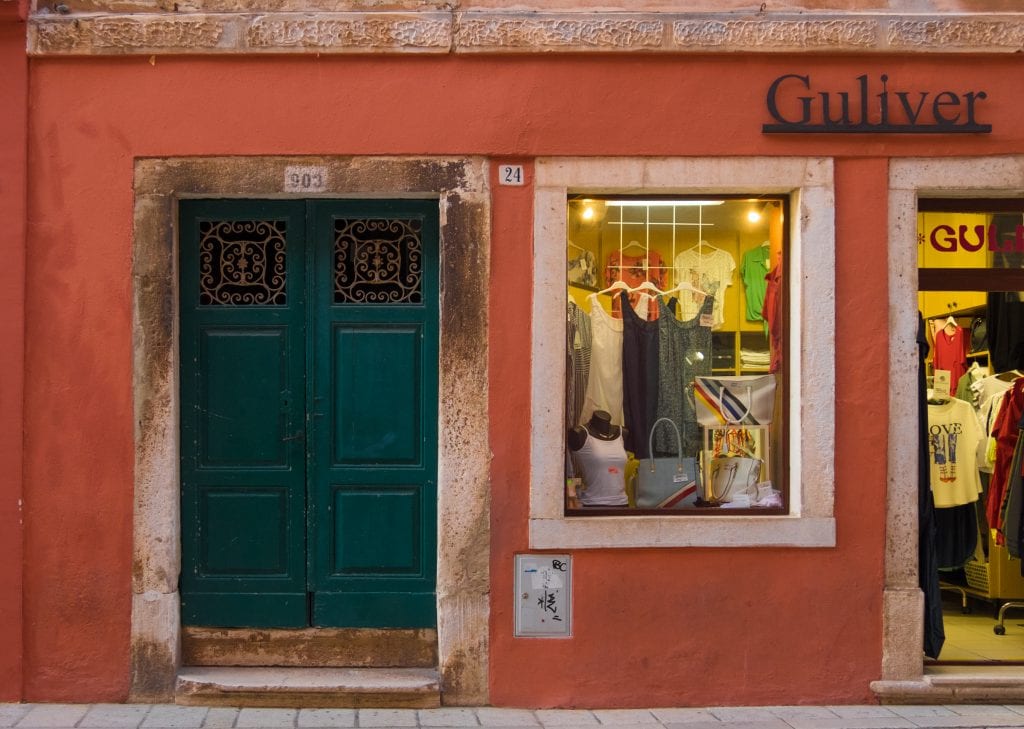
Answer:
283;431;305;442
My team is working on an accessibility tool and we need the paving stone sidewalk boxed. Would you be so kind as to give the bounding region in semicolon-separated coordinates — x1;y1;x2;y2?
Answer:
7;704;1024;729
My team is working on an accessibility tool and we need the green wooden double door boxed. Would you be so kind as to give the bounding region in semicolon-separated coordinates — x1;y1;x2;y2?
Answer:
179;199;439;629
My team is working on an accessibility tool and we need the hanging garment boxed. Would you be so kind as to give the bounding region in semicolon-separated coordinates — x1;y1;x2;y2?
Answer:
917;314;944;659
926;397;983;508
987;379;1024;541
933;325;969;394
653;295;714;458
574;431;629;507
621;290;660;458
934;503;979;570
604;250;667;320
673;246;735;328
580;294;624;426
565;301;593;478
740;244;771;323
988;293;1024;373
762;265;782;374
1001;423;1024;559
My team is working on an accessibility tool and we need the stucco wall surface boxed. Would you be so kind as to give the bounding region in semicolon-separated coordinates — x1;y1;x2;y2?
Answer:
21;53;1024;704
0;2;27;705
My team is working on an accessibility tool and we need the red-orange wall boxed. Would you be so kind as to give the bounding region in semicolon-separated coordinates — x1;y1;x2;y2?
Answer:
0;2;27;703
20;52;1023;703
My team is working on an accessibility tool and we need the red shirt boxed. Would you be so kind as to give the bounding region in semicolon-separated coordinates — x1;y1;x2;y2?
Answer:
933;325;969;394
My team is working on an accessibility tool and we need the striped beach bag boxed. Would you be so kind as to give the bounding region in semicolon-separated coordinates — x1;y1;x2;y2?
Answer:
693;374;777;426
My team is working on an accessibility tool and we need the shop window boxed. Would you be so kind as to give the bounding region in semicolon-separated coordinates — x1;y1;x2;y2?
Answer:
530;157;836;549
564;196;788;515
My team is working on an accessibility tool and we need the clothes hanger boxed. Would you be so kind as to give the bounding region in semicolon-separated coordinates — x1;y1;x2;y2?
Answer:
630;280;665;296
622;239;646;252
683;239;720;253
568;241;587;253
596;280;631;297
660;280;708;298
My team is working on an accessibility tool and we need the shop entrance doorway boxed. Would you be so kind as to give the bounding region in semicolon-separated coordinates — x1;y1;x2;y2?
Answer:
177;198;439;630
918;198;1024;664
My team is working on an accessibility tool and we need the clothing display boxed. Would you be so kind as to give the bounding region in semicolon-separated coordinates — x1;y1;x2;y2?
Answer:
762;264;782;374
565;301;592;477
653;296;713;457
564;202;785;512
621;290;661;459
917;315;944;660
988;293;1024;373
927;397;983;509
605;250;667;320
740;244;771;323
673;245;735;328
573;430;629;507
580;294;624;426
933;325;969;394
567;248;597;289
988;379;1024;540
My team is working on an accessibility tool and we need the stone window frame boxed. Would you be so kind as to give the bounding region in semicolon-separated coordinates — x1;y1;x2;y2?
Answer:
878;157;1024;693
529;157;837;549
129;156;491;704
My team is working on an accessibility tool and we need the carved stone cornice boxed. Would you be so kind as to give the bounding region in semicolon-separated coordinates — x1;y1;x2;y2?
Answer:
888;18;1024;49
246;14;450;50
671;18;877;50
454;16;664;51
26;11;1024;56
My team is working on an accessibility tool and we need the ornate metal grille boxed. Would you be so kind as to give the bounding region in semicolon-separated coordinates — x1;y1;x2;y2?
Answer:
334;218;422;304
198;220;287;306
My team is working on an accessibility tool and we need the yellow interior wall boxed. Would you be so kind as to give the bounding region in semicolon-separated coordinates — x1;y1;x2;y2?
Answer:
917;211;990;319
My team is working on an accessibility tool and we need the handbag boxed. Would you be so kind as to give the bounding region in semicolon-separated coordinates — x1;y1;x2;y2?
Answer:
693;374;777;426
635;418;700;509
707;456;763;503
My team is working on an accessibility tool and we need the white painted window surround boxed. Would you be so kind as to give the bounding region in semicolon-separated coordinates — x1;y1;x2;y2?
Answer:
529;157;837;549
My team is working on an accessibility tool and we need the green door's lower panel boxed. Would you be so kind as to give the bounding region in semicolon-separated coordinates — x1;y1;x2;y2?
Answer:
311;592;437;629
181;593;308;628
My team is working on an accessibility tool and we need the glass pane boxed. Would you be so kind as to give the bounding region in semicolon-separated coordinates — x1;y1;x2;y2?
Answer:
199;219;287;306
565;196;786;514
334;218;423;304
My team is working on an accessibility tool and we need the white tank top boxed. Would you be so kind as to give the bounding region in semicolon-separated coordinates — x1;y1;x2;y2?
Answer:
575;432;628;506
580;294;624;427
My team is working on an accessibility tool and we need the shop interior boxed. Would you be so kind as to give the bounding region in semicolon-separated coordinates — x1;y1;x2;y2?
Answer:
919;201;1024;663
564;196;786;514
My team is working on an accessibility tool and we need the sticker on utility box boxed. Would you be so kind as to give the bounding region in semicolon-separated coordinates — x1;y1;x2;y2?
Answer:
514;554;571;637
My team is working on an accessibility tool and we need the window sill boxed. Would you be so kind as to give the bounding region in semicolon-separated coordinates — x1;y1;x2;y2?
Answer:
528;515;836;549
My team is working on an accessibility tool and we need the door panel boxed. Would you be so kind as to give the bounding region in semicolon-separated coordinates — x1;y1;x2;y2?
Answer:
199;328;290;466
180;198;439;630
333;324;422;465
199;487;291;574
180;200;308;628
331;485;422;574
310;201;439;629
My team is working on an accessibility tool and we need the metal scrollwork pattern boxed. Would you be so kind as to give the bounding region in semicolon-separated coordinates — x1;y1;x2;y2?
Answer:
334;218;422;304
198;220;287;306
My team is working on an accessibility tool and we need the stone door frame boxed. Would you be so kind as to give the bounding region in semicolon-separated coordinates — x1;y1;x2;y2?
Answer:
880;156;1024;695
129;156;491;705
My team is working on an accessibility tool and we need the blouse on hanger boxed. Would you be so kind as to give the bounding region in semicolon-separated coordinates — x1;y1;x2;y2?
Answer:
580;294;624;427
605;250;667;321
933;325;969;394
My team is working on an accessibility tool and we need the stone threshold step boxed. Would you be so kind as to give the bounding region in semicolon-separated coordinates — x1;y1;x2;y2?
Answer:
176;667;441;709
